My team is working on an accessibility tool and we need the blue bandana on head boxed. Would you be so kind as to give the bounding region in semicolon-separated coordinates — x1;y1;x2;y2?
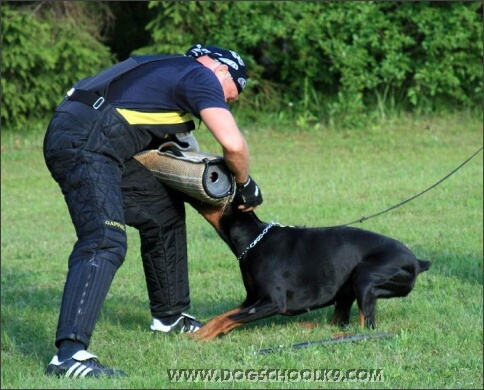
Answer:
185;44;248;94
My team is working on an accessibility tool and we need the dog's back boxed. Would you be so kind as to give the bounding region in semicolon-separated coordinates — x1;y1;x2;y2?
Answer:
243;224;429;314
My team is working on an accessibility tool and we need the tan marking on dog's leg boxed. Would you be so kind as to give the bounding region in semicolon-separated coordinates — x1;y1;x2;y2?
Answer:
359;309;365;328
190;306;242;341
207;316;244;339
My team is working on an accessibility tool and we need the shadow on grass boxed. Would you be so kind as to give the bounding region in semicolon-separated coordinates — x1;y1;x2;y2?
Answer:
1;268;154;365
1;269;59;362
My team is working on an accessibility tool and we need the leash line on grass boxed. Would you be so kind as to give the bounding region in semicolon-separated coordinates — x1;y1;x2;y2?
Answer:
341;145;483;226
254;332;394;355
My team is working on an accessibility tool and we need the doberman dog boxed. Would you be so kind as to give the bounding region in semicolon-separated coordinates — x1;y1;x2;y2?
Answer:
191;197;431;341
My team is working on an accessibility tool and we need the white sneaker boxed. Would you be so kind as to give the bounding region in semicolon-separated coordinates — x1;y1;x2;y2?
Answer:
150;312;203;333
46;350;126;378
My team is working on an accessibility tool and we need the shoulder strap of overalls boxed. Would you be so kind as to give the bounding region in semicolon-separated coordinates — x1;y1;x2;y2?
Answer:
74;54;185;97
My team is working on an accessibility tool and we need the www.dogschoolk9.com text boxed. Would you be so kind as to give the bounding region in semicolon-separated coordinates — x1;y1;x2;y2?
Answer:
167;368;384;383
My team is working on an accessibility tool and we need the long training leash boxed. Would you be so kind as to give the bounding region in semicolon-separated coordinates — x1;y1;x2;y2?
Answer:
254;332;394;355
237;145;482;259
341;145;483;226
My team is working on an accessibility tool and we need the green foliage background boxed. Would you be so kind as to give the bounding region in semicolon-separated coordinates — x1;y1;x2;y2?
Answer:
1;1;482;129
1;3;115;129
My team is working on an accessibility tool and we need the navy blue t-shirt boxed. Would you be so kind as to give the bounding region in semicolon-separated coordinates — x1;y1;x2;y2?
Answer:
106;56;229;118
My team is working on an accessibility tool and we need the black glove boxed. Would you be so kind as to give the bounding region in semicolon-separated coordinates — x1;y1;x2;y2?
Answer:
236;176;263;208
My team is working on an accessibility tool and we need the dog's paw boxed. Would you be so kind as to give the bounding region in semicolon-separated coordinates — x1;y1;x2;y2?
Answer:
186;327;217;341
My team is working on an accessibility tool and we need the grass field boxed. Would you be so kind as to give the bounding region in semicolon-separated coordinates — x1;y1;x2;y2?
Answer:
1;111;482;389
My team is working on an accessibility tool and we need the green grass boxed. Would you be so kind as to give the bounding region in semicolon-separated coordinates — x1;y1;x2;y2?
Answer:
1;112;482;389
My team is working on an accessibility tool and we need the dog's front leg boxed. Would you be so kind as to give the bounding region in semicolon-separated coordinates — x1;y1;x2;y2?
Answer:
330;282;356;327
189;306;243;341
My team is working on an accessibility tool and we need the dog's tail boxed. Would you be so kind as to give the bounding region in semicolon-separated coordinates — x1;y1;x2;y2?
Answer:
417;259;431;274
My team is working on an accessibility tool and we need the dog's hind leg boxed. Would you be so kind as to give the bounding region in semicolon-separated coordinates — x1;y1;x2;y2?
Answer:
355;290;377;329
353;255;418;328
353;266;378;329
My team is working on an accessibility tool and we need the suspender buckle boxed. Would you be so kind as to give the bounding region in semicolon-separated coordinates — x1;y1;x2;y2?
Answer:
92;97;105;110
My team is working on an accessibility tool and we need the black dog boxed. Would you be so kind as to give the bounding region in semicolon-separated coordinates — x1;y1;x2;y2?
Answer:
192;199;431;340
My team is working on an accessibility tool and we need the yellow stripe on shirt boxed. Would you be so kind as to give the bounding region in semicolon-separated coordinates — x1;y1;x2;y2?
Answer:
116;108;192;125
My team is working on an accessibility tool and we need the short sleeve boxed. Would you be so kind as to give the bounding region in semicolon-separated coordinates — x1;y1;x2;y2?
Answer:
175;66;229;117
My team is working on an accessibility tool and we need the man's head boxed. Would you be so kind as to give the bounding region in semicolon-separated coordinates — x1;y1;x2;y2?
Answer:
185;44;248;95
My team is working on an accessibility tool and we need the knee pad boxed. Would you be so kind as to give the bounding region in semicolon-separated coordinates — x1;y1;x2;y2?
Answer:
70;217;127;269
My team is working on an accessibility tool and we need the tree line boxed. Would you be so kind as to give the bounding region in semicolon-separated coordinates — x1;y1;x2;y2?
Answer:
2;1;482;130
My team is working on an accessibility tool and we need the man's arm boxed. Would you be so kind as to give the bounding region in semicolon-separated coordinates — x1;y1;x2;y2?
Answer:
200;107;250;185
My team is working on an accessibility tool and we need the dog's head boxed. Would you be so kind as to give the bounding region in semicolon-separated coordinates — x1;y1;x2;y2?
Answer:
190;191;259;227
